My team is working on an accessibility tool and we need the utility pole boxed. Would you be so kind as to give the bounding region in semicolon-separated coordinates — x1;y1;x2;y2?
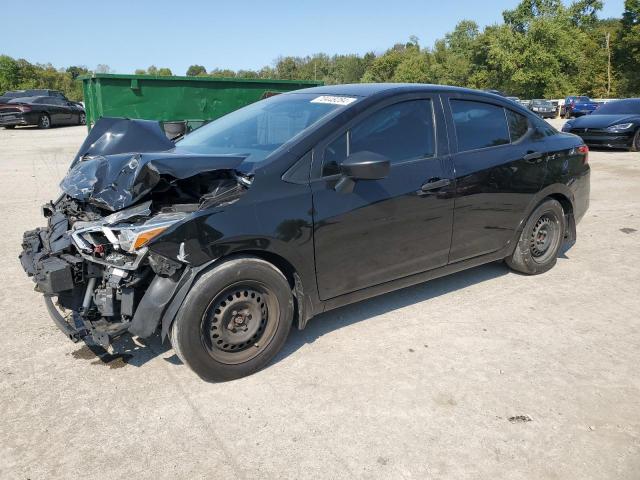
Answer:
606;32;611;96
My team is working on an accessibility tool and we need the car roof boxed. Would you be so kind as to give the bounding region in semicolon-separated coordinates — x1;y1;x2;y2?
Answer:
287;83;508;100
7;96;45;103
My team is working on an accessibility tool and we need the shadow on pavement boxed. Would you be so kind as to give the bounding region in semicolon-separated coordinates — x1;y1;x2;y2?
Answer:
68;261;510;370
272;260;510;365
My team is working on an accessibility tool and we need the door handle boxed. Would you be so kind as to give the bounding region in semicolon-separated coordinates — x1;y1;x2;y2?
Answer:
523;151;544;163
421;178;451;192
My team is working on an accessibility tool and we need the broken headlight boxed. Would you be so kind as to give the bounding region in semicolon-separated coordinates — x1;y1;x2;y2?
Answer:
72;213;187;259
117;214;186;252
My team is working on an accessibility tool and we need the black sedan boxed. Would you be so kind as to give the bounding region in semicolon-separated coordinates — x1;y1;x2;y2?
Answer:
19;84;590;381
562;98;640;151
529;99;556;118
0;96;86;129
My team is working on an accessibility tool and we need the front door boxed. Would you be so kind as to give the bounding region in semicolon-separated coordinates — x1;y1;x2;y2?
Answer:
311;96;455;300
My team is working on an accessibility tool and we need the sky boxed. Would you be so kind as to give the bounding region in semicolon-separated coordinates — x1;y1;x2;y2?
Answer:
3;0;627;75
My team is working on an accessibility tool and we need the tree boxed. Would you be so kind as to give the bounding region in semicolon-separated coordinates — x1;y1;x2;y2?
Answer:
157;67;172;76
186;65;207;76
0;55;20;92
615;0;640;95
66;65;88;80
393;53;432;83
209;68;236;78
274;56;299;80
95;64;112;74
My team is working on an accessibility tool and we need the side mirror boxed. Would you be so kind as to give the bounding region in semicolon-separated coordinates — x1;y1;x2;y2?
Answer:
340;151;390;180
335;151;390;193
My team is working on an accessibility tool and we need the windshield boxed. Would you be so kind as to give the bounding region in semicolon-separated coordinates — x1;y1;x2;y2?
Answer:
176;93;356;167
576;96;591;102
594;99;640;115
533;100;551;106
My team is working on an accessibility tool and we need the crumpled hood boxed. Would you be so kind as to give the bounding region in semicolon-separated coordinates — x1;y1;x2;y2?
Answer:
61;117;245;211
568;114;639;129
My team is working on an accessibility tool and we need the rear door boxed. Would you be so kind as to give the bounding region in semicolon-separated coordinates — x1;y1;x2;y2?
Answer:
52;98;73;124
443;94;548;262
311;94;455;300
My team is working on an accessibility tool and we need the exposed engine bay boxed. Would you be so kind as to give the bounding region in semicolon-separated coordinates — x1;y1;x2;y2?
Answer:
19;118;251;347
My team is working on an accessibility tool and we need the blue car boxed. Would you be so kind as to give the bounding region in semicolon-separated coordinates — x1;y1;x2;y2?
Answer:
561;96;599;118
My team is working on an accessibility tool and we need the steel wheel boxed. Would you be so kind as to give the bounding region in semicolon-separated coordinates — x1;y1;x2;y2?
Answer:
529;213;561;264
200;281;279;365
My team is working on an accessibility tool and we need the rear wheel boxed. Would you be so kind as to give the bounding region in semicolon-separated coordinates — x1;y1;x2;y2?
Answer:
4;125;15;129
630;129;640;152
78;113;86;125
170;256;294;382
506;199;566;275
38;113;50;129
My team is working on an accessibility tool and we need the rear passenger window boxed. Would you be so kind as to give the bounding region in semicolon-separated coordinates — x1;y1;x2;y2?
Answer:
506;110;529;142
450;99;510;152
322;100;435;176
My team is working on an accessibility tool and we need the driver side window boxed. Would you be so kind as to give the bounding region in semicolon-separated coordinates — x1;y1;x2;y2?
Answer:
321;99;435;177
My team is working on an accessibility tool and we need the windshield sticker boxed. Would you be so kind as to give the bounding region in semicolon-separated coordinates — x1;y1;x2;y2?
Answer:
311;95;357;106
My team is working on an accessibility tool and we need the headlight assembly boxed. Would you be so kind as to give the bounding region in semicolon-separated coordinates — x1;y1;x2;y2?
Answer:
117;224;174;252
607;123;633;132
72;213;187;256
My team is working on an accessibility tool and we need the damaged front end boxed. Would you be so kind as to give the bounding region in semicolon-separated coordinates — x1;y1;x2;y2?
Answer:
19;118;250;347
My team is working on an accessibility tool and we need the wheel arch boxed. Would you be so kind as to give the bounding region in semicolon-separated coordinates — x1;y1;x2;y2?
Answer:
159;249;316;341
506;186;576;256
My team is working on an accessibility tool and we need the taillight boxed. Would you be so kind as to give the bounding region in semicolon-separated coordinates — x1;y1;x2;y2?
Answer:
577;144;589;164
17;104;32;112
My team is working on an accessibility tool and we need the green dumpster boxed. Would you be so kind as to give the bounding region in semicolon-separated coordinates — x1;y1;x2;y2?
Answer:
79;73;323;131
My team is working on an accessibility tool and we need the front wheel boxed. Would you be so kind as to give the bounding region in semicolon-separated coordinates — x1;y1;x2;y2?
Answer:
78;112;86;125
630;129;640;152
4;125;15;129
170;256;294;382
506;199;566;275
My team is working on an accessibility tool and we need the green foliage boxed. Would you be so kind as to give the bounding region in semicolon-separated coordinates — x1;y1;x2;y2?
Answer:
1;0;639;101
615;0;640;95
186;65;207;76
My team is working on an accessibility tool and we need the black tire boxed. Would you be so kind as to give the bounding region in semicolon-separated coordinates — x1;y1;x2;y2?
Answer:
630;129;640;152
506;199;566;275
170;256;294;382
78;112;86;125
38;113;51;129
4;125;15;129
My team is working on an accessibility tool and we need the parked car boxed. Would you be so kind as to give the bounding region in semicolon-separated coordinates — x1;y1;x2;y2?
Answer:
529;99;556;118
561;96;599;118
0;96;86;129
19;84;590;381
483;89;505;96
0;89;69;105
562;98;640;151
